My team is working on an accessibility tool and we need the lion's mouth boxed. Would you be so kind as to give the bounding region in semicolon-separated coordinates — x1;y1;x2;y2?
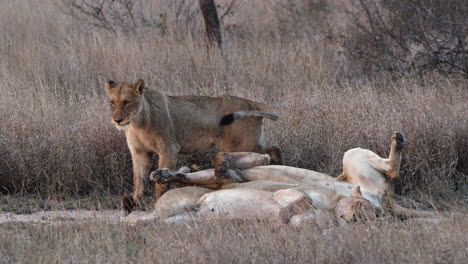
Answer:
114;121;130;130
117;121;130;126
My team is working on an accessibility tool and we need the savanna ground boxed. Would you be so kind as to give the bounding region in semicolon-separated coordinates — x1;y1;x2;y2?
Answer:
0;0;467;262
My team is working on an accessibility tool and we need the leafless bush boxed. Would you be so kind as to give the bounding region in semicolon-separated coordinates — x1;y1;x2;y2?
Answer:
272;0;331;38
218;0;243;22
60;0;241;37
338;0;468;77
60;0;201;36
61;0;142;35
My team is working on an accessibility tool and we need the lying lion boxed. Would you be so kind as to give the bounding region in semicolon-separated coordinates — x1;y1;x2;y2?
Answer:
125;168;373;225
124;133;433;224
104;79;282;214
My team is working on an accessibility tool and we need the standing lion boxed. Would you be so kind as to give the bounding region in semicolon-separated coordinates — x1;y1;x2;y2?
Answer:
104;79;282;213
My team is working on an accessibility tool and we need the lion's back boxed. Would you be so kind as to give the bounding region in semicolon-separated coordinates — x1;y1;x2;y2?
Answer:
170;95;271;115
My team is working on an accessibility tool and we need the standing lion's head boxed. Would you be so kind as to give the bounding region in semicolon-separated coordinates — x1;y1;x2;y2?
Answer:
104;79;145;130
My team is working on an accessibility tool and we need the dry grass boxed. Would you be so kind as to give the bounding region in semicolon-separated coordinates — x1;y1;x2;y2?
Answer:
0;0;467;261
1;215;468;263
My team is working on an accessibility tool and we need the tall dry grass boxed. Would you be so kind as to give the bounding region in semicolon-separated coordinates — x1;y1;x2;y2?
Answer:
0;0;466;208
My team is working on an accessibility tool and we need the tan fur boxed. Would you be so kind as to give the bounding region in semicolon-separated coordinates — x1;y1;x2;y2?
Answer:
339;132;405;207
104;79;281;213
122;186;212;224
124;182;369;225
338;132;435;218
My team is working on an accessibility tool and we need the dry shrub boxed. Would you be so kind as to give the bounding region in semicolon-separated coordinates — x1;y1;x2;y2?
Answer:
271;0;331;38
60;0;201;37
339;0;468;76
0;0;466;207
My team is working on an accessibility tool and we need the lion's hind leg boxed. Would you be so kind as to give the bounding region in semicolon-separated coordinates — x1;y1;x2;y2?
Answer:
366;132;405;179
214;152;271;178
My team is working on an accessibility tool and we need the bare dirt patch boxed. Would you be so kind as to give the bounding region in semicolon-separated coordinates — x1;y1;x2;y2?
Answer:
0;210;122;225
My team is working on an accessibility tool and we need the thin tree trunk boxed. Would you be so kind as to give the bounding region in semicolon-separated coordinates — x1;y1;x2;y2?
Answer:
199;0;222;49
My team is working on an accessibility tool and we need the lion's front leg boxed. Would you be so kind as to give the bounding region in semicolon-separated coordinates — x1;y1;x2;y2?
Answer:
124;151;152;215
156;144;180;199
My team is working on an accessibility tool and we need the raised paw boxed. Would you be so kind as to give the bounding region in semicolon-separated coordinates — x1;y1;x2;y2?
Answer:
392;132;405;150
149;169;184;184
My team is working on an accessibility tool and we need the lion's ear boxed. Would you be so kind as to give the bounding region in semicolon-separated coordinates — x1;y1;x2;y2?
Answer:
105;80;117;93
134;79;145;94
352;186;363;199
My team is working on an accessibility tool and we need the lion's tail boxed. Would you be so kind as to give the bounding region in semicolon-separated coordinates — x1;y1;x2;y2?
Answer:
220;111;279;126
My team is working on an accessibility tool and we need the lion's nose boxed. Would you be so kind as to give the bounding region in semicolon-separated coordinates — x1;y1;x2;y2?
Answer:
114;118;123;124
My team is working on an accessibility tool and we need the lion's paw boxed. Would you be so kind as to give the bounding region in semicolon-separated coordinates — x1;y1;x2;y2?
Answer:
392;132;405;150
150;169;184;184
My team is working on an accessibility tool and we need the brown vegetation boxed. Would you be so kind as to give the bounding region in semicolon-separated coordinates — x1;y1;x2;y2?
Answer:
338;0;468;76
1;0;466;201
0;0;468;263
1;215;467;263
0;0;467;261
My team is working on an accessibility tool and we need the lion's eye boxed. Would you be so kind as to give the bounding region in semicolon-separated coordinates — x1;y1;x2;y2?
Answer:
123;100;130;106
110;101;115;107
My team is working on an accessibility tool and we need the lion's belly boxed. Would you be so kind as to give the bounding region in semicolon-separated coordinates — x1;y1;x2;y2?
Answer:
197;189;280;220
177;129;222;154
177;136;219;154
